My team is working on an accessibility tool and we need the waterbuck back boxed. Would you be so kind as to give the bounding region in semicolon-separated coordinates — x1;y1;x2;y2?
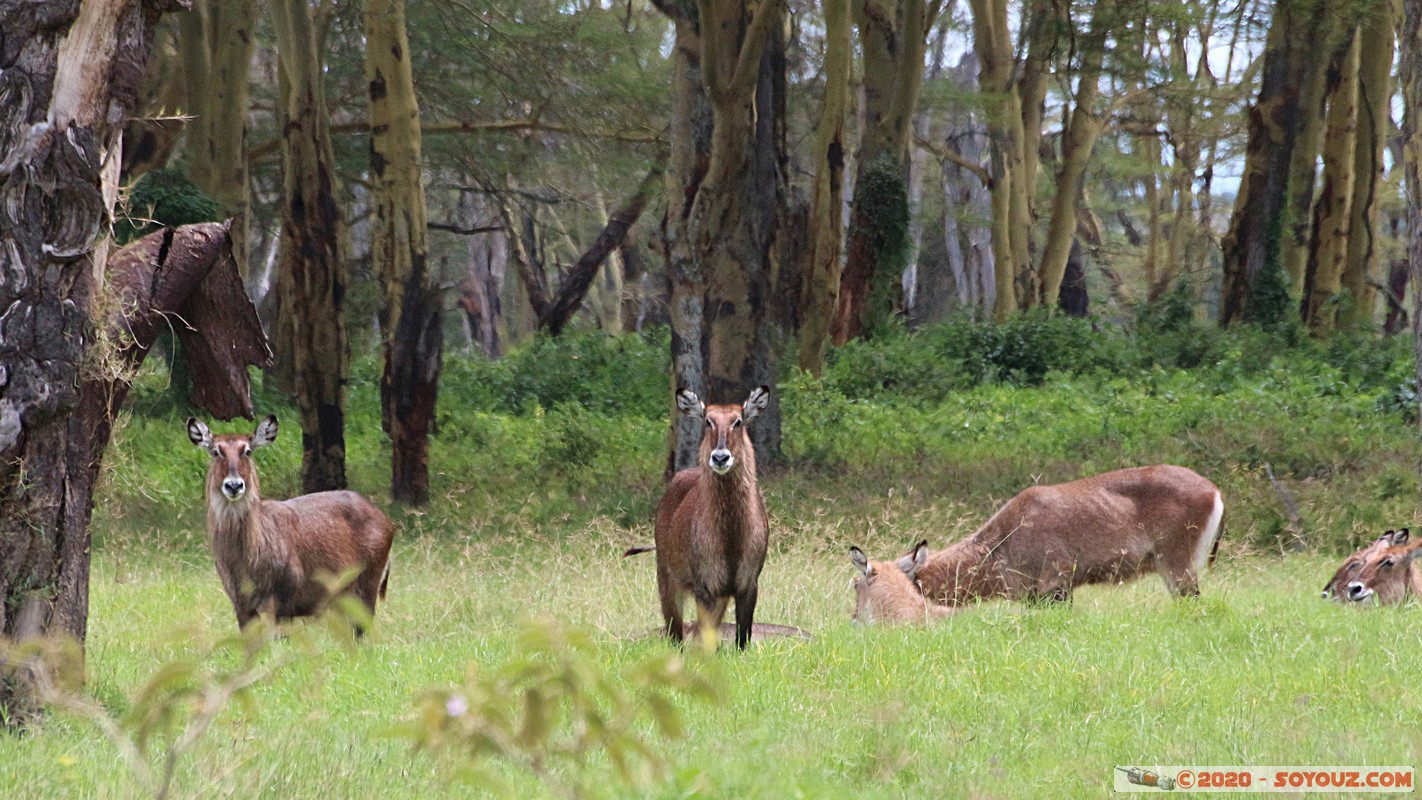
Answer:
187;416;395;633
895;465;1225;614
652;387;770;650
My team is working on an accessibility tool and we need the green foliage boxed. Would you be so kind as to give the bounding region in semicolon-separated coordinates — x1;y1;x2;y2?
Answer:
5;622;301;799
115;169;222;245
403;617;721;798
821;314;1128;401
851;152;911;338
438;330;670;419
1134;280;1227;369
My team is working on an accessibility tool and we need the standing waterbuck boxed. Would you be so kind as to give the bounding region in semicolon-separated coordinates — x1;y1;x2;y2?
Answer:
850;465;1225;623
187;416;395;633
1324;529;1422;605
650;387;770;650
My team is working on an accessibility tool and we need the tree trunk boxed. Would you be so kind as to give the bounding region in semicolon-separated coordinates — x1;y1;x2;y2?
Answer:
1340;0;1395;328
833;0;936;341
1302;30;1361;332
366;0;441;506
969;0;1028;319
1219;0;1332;327
0;0;179;723
1404;0;1422;489
656;0;785;475
798;0;852;375
1036;0;1112;309
272;0;350;493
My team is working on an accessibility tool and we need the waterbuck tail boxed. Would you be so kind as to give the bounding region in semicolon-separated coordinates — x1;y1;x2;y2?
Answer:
623;545;656;558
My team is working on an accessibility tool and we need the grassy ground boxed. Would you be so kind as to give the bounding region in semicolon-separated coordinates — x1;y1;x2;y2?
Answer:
2;535;1421;799
4;327;1422;798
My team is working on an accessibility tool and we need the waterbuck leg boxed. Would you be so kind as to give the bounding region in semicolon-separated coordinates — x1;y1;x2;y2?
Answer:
734;585;759;651
691;590;727;653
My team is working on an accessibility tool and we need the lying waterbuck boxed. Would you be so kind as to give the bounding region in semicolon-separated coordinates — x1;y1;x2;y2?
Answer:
187;416;395;633
849;543;954;624
852;465;1225;623
651;387;770;650
1324;529;1422;605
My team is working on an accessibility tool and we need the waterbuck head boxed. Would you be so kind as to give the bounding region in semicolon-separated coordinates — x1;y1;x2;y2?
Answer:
187;415;279;503
1323;529;1407;601
677;386;769;476
849;540;932;625
1342;530;1422;605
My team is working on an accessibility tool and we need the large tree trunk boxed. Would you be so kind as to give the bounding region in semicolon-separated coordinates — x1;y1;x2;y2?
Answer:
656;0;785;475
1219;0;1332;326
272;0;350;493
833;0;936;341
0;0;176;723
798;0;851;375
366;0;441;506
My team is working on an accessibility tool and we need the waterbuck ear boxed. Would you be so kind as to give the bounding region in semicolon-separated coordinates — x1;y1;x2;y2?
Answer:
186;418;212;449
848;546;872;577
1396;528;1411;546
251;415;279;448
896;540;929;580
676;389;705;419
1401;535;1422;561
742;386;770;422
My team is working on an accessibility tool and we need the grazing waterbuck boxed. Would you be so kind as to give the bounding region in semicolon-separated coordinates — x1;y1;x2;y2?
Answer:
650;387;770;650
187;416;395;633
849;542;954;625
850;465;1225;624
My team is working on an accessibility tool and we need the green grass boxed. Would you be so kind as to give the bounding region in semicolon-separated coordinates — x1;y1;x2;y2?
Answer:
4;537;1422;798
5;327;1422;798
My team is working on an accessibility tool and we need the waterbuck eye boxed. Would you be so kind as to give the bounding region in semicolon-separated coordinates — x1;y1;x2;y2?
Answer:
242;445;252;457
209;448;220;458
731;418;743;429
1382;558;1396;568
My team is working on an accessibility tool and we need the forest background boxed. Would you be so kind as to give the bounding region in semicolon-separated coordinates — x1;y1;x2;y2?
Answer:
3;0;1422;796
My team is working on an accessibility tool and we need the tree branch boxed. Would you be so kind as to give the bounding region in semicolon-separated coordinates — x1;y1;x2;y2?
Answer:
913;134;991;187
249;118;665;161
540;162;665;335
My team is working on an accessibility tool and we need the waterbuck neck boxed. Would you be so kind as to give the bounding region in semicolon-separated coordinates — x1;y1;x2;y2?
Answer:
915;536;1005;605
205;465;270;563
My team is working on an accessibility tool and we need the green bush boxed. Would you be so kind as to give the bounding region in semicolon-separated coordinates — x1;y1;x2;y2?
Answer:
440;330;669;418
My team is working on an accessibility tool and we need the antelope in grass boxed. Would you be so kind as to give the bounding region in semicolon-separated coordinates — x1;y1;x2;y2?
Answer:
649;387;770;650
187;416;395;633
1324;529;1422;605
849;465;1225;624
850;542;955;625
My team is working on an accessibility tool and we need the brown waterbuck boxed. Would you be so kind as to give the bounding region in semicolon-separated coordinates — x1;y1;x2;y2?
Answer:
849;543;955;625
850;465;1225;623
1324;529;1422;605
650;387;770;650
187;416;395;633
